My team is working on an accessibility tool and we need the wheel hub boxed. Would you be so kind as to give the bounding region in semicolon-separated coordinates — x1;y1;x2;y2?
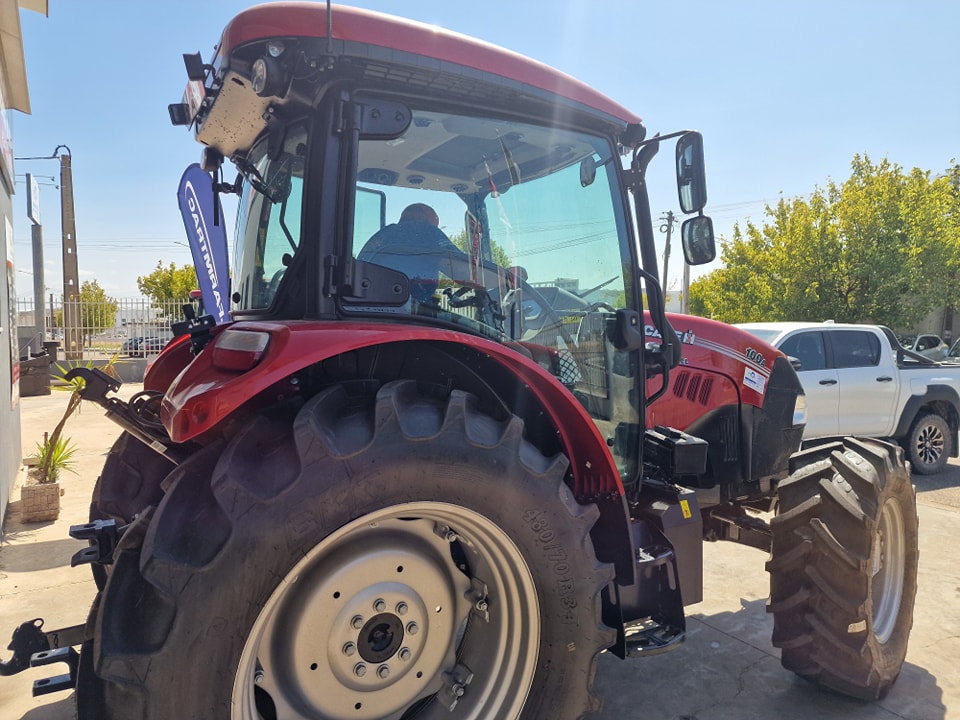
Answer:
323;579;436;695
358;612;404;664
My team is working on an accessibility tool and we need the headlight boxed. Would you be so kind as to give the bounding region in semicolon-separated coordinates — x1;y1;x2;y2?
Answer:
793;394;807;426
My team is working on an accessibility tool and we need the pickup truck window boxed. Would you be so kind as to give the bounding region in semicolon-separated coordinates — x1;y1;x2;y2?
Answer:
831;330;881;368
779;332;826;371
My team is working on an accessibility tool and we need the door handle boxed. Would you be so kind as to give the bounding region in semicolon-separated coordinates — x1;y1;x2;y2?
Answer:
876;376;894;382
818;379;838;386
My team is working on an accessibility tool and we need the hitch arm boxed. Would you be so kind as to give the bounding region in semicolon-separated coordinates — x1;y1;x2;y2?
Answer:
0;619;86;677
63;367;190;464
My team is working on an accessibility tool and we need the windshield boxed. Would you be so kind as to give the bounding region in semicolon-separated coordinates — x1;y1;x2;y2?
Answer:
739;327;784;345
346;106;639;478
347;110;633;332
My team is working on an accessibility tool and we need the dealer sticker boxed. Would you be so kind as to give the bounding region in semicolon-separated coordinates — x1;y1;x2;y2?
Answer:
743;367;766;394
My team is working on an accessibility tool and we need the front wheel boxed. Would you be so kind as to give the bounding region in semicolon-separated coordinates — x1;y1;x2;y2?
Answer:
766;437;918;700
84;380;614;719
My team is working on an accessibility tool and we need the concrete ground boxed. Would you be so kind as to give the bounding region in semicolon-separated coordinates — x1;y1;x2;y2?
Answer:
1;385;958;719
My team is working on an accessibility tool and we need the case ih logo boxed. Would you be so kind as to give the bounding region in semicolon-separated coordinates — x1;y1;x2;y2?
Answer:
644;324;697;345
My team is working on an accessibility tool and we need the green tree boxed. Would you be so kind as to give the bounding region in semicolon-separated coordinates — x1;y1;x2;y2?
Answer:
690;155;960;328
449;229;512;267
79;280;120;337
137;261;198;313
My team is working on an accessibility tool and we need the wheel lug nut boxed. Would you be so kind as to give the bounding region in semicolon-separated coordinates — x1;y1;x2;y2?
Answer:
407;622;419;635
399;647;411;662
396;602;408;616
377;665;390;679
342;642;356;656
351;615;364;629
445;530;459;543
374;598;386;613
354;663;367;677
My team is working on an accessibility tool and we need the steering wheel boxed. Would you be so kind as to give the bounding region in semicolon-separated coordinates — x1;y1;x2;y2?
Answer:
506;279;596;387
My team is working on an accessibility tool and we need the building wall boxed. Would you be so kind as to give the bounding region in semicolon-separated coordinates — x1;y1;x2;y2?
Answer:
0;0;29;530
0;163;20;528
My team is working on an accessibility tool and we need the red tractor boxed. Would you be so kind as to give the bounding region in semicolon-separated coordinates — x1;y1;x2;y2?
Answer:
1;4;917;718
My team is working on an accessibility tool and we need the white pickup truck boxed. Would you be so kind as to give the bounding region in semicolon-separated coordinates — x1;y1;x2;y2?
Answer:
738;321;960;474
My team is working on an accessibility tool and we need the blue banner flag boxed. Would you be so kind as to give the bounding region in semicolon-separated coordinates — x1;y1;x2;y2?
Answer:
177;164;230;324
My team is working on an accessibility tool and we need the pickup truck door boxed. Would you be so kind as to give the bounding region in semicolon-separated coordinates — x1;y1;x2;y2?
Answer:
778;331;840;437
827;329;899;435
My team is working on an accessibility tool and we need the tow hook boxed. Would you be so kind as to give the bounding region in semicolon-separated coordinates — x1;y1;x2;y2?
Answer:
0;619;86;695
0;620;48;677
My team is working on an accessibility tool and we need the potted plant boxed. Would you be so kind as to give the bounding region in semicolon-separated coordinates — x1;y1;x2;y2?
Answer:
20;353;119;522
19;356;115;522
21;434;78;522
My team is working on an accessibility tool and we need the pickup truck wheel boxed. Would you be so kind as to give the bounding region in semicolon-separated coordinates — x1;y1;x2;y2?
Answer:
82;380;614;720
767;437;918;700
905;412;950;475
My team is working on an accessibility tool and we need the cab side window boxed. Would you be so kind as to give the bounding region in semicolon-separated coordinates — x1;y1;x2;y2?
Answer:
831;330;881;368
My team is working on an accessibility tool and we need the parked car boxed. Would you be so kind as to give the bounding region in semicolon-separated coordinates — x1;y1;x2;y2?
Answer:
122;336;168;357
738;321;960;474
139;337;168;355
897;333;949;360
942;339;960;364
121;336;144;356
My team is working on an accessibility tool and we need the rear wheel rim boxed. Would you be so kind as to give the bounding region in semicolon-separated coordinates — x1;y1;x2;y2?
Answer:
232;501;540;720
914;422;945;467
871;498;906;644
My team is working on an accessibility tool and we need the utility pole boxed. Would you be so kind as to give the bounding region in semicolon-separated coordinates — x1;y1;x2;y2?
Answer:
659;211;676;296
58;147;81;360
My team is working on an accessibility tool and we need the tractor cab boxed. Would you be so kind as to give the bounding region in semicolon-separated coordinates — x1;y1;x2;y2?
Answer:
169;3;714;488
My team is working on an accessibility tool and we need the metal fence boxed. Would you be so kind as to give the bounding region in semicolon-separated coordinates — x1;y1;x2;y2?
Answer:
15;296;193;362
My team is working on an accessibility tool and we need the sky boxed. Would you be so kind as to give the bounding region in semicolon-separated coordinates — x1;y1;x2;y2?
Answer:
9;0;960;299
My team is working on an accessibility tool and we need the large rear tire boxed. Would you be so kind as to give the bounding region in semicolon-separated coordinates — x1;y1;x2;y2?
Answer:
766;437;918;700
82;380;614;719
87;432;175;589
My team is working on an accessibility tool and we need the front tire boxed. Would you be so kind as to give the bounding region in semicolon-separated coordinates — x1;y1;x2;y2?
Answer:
766;437;918;700
84;380;614;719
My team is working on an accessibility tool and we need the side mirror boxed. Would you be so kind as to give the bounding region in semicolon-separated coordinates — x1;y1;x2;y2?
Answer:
676;132;707;214
681;215;716;265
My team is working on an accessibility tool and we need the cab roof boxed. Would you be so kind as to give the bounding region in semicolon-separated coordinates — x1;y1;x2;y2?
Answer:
218;2;642;127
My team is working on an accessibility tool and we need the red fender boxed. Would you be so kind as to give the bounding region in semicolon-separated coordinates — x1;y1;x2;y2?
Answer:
161;320;624;497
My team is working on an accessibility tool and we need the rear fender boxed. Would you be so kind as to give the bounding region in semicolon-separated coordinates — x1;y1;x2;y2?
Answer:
161;321;624;498
892;386;960;455
143;331;213;393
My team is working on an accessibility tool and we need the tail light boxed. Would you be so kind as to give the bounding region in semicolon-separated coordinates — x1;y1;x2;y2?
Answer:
212;329;270;371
